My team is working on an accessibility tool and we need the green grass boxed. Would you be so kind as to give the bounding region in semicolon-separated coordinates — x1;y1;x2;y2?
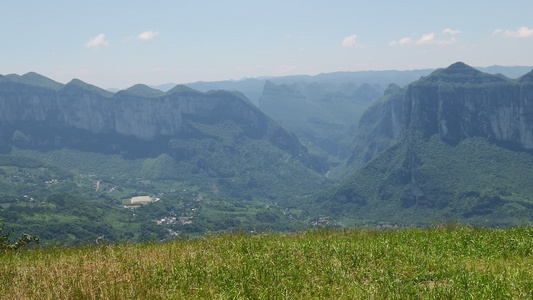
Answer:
1;226;532;299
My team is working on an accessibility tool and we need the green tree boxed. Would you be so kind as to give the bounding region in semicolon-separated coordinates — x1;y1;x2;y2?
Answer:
0;219;39;250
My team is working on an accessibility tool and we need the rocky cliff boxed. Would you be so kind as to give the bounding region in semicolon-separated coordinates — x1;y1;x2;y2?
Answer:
346;84;404;168
347;62;533;171
402;62;533;149
0;74;308;162
323;63;533;226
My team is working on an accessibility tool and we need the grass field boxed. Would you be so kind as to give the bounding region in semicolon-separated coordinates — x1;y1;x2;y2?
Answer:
1;226;532;299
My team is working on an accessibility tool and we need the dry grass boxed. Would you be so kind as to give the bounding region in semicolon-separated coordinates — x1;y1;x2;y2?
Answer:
1;227;532;299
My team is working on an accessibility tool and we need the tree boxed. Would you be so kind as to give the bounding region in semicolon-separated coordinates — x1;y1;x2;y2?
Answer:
0;219;39;250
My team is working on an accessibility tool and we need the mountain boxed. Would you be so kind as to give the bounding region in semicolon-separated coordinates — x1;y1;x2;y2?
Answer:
5;72;64;90
403;62;533;148
115;84;166;98
0;74;325;201
0;73;333;244
343;84;405;171
477;65;533;79
258;80;382;172
182;69;434;106
187;78;268;106
182;66;531;107
320;62;533;226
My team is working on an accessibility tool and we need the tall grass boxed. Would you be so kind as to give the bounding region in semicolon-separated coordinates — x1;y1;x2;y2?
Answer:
1;226;532;299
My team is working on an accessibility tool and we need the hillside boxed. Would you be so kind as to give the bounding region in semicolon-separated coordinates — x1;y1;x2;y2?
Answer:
0;73;327;244
321;63;533;226
258;81;381;172
2;227;532;299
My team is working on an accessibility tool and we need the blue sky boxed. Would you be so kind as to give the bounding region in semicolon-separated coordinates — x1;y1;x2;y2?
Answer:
1;1;533;89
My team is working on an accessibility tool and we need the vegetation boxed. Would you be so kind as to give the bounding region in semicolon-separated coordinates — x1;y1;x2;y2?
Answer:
0;219;39;250
2;64;533;246
258;80;380;169
1;226;531;299
321;134;533;227
0;148;317;246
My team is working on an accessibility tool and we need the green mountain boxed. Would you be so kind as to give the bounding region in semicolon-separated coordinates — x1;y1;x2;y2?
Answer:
0;73;327;244
258;80;381;172
183;66;531;106
341;84;405;172
0;74;325;196
320;62;533;226
116;84;166;98
5;72;64;90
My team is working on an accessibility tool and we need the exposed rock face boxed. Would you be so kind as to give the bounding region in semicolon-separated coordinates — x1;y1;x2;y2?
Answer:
347;84;404;168
0;75;308;161
347;62;533;170
325;63;533;226
402;62;533;149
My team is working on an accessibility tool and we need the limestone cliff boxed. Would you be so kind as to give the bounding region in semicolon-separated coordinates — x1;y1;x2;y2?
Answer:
347;84;404;168
324;63;533;226
347;62;533;172
0;74;308;162
402;62;533;149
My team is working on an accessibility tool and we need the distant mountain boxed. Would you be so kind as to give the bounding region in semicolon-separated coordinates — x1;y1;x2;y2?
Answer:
342;83;405;172
115;84;166;98
477;65;533;79
150;83;178;92
316;62;533;226
0;73;326;203
179;66;530;105
258;80;381;172
60;78;114;98
186;78;268;106
5;72;64;90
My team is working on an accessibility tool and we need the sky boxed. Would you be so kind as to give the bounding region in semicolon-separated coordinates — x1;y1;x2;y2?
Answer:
1;0;533;89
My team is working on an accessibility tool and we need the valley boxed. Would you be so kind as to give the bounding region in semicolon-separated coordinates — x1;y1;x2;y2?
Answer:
1;63;533;246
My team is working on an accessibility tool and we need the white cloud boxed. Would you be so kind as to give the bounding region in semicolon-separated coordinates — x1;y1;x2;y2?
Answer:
342;34;360;48
416;33;456;45
137;30;160;41
494;27;533;38
399;37;413;45
390;37;413;46
84;34;108;49
443;28;461;35
416;33;436;45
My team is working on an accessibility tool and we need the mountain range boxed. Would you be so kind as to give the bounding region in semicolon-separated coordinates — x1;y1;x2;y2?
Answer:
322;62;533;226
1;62;533;244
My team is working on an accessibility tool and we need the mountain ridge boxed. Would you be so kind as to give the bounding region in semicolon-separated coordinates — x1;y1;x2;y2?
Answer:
323;62;533;226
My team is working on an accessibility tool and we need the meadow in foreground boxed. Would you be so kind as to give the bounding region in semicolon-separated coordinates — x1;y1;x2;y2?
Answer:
1;226;532;299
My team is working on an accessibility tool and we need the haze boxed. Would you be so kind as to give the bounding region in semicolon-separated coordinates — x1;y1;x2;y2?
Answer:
1;0;533;89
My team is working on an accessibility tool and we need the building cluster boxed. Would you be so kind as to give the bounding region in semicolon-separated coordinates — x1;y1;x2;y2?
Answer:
156;216;193;226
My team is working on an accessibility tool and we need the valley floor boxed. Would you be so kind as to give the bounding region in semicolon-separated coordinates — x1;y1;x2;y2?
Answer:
1;226;532;299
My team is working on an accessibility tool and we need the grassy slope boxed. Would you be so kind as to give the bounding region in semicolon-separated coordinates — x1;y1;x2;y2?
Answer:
1;226;532;299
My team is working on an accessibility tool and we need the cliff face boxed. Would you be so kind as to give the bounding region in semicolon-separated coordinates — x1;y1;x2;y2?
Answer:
324;63;533;226
402;62;533;149
0;75;307;161
347;84;404;168
346;63;533;172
